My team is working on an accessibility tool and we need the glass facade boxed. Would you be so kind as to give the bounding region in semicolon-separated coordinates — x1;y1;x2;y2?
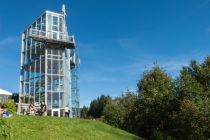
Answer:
19;10;80;117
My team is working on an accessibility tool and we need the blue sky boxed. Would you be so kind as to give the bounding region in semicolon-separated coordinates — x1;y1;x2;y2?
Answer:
0;0;210;106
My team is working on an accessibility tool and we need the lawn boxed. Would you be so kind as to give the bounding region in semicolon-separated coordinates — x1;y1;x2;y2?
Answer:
0;115;142;140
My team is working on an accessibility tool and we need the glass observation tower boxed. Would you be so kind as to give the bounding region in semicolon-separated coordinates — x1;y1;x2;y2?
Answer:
18;5;80;117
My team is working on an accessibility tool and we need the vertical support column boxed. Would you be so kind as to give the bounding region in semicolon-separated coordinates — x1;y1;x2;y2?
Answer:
58;50;61;114
18;33;25;114
39;43;42;104
28;37;32;105
44;44;48;115
34;41;37;104
68;49;72;118
63;50;66;117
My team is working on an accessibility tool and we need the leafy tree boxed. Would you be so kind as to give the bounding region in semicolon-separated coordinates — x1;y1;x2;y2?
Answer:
88;95;111;118
184;57;210;94
80;106;89;119
119;91;137;131
132;66;175;138
103;90;136;129
170;99;209;140
86;56;210;139
103;100;124;127
3;100;16;114
174;69;205;103
172;66;210;139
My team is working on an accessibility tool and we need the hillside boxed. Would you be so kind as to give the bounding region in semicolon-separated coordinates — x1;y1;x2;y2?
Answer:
0;116;142;140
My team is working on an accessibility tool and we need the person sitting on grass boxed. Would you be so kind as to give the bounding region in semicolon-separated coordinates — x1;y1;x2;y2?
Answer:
29;102;35;115
40;102;46;116
2;108;9;118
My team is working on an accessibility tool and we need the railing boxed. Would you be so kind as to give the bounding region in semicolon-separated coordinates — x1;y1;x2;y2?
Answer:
29;29;75;44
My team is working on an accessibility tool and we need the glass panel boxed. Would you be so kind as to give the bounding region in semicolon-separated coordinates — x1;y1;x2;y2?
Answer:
27;39;31;49
40;78;45;92
37;18;41;30
42;14;46;31
30;79;35;99
53;32;57;39
47;92;52;107
47;75;51;91
59;17;63;32
53;16;58;25
23;82;29;95
32;22;36;30
52;26;58;31
47;15;51;31
32;39;35;48
24;71;29;81
52;92;59;108
60;92;64;107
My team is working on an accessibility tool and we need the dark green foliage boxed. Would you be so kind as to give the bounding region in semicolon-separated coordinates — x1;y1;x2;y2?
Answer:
3;101;17;115
102;91;136;129
170;99;209;140
80;106;89;119
174;69;205;102
171;61;210;140
86;56;210;140
137;67;173;98
184;56;210;94
130;67;177;138
103;100;124;128
9;93;19;103
88;95;111;118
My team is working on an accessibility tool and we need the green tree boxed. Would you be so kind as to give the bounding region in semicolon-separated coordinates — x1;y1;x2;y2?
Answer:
170;99;209;140
3;100;16;115
80;106;89;119
103;100;124;128
184;57;210;94
172;66;210;139
174;69;205;102
119;91;137;131
132;66;175;138
88;95;111;118
103;90;136;129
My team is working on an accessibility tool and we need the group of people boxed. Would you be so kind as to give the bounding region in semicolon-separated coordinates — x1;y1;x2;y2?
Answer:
27;102;70;118
28;102;46;116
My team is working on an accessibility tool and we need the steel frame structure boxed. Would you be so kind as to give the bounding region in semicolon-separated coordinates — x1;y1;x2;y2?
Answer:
18;6;80;117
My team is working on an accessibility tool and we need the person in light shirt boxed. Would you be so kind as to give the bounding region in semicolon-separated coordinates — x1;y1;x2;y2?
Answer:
64;105;70;118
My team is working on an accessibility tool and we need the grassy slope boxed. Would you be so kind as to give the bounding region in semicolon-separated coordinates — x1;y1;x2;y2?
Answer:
2;116;142;140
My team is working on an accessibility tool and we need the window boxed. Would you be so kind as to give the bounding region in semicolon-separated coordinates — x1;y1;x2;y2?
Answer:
59;17;63;32
47;15;51;31
53;32;57;39
52;26;58;31
42;14;46;32
37;18;41;30
53;16;58;25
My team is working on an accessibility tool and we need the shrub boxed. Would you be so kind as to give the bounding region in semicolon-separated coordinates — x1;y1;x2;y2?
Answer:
3;101;16;115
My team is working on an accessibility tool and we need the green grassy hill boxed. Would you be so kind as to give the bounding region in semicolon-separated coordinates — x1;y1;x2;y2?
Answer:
1;116;142;140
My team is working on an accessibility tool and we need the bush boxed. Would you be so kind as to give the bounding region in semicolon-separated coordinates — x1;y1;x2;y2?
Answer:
3;101;16;115
102;101;124;128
